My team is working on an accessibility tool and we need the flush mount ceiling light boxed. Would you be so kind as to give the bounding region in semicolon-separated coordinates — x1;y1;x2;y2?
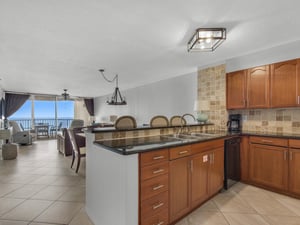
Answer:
99;69;127;105
187;28;226;52
61;89;70;100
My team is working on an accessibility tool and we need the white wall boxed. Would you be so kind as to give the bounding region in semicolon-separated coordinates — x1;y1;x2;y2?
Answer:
226;40;300;72
94;40;300;126
94;72;197;125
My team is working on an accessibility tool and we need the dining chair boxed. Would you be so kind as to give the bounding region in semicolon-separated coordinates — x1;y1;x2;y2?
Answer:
150;115;169;127
170;115;186;126
114;115;137;130
67;129;86;173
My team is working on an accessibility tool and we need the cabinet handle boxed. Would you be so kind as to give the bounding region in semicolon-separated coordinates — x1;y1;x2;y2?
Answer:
153;156;164;160
153;222;164;225
284;151;288;160
152;169;164;174
153;184;164;191
290;151;293;161
178;150;188;155
152;202;164;210
261;139;273;143
298;96;300;104
210;153;213;164
190;160;193;173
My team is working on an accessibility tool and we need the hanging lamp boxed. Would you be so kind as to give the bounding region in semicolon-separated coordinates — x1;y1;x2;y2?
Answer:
99;69;127;105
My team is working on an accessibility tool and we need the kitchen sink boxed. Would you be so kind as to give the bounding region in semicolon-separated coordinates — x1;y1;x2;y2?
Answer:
163;134;199;141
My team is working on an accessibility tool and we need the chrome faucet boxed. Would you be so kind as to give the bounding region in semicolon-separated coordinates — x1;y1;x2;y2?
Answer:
180;113;196;134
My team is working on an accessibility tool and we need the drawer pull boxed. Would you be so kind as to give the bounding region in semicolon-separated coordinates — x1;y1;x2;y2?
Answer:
153;184;164;191
178;150;188;155
261;139;273;143
152;202;164;210
153;169;164;174
153;222;164;225
153;156;164;160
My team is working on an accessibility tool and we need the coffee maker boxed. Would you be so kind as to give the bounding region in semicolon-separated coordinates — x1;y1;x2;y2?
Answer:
227;114;242;132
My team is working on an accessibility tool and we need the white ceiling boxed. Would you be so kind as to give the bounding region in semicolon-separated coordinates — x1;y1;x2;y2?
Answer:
1;0;300;98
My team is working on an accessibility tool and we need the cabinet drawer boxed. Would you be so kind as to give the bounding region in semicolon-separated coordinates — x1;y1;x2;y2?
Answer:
141;162;169;181
141;191;168;217
141;208;168;225
249;136;288;147
140;149;169;167
191;138;224;154
141;174;169;201
289;139;300;148
169;145;191;160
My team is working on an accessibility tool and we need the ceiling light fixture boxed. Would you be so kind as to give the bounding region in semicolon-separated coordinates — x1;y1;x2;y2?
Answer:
187;28;226;52
99;69;127;105
61;89;70;100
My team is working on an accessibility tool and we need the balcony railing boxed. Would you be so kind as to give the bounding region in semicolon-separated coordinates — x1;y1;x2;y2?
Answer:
10;118;73;130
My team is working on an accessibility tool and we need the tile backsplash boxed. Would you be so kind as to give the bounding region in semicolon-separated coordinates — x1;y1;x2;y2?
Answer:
230;108;300;134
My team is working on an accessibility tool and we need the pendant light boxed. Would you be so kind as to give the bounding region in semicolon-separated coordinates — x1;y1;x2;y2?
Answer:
99;69;127;105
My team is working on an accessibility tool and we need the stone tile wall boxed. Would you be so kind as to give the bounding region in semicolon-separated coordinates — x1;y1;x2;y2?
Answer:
197;64;228;131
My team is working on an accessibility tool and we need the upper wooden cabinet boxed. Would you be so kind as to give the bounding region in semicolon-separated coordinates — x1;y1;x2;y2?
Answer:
226;65;270;109
226;70;247;109
270;59;300;108
247;65;270;108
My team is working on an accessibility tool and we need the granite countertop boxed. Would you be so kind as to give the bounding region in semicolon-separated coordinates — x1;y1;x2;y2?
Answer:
94;132;229;155
85;122;214;133
93;130;300;155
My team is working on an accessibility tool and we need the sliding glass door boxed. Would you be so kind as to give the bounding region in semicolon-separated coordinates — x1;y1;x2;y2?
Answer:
8;96;74;136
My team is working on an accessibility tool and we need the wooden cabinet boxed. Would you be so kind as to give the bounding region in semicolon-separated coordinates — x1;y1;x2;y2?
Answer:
270;59;300;107
288;139;300;195
249;136;288;190
169;140;224;223
227;65;270;109
226;70;247;109
208;147;224;195
190;152;209;208
247;65;270;108
169;155;190;222
140;149;169;225
246;136;300;198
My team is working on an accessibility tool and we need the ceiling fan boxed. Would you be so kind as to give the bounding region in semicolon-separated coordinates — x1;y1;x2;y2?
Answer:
61;89;70;100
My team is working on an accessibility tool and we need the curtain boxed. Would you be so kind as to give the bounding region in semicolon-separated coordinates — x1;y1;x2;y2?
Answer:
84;98;94;116
4;93;30;118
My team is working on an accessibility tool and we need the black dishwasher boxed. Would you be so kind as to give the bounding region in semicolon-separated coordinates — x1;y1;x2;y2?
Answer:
224;137;241;190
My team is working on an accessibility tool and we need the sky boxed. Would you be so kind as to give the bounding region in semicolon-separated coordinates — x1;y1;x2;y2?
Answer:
9;100;74;119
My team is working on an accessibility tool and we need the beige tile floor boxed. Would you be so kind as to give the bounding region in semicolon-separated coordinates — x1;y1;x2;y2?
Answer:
0;139;92;225
1;140;300;225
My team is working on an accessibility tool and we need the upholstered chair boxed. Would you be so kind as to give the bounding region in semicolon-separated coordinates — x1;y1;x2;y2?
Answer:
114;116;137;130
8;121;35;145
150;115;169;127
170;115;186;126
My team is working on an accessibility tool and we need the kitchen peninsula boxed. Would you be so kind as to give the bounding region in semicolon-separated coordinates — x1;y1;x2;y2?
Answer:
84;123;227;225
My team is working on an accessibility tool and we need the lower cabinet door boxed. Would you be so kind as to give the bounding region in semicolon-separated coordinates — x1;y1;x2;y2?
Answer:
169;157;190;223
249;144;288;190
190;152;209;208
209;147;224;195
289;149;300;195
